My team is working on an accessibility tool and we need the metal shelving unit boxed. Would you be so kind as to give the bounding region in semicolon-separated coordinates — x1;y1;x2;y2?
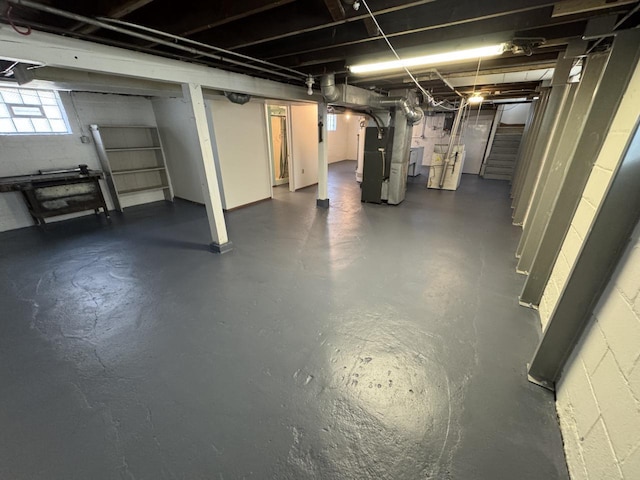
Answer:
90;125;174;212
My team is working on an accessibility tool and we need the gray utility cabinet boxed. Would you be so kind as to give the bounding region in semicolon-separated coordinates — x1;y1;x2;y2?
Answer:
408;147;424;176
362;127;394;204
90;125;174;212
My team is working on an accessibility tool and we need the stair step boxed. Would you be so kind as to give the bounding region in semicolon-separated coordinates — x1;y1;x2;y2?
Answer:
485;160;515;168
491;146;519;154
483;173;513;181
497;125;525;132
487;153;517;161
485;165;514;175
493;138;522;145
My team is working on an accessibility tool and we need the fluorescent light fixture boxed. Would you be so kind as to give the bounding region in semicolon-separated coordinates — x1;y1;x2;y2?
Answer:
468;94;484;104
349;43;507;74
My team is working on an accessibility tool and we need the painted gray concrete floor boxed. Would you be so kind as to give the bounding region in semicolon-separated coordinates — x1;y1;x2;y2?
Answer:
0;161;569;480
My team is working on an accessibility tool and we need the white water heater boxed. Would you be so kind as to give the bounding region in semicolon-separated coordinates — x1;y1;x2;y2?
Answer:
428;144;465;190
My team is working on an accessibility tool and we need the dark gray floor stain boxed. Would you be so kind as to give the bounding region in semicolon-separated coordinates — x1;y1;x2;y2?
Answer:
0;161;569;479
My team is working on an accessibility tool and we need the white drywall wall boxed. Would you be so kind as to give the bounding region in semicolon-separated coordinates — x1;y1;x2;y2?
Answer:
290;104;319;190
0;90;159;232
327;114;361;164
536;59;640;480
500;102;531;125
208;98;271;210
327;114;349;164
347;115;364;160
152;97;204;204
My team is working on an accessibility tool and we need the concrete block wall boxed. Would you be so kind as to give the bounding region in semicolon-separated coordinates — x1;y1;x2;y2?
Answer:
0;90;158;232
534;60;640;479
538;59;640;329
557;222;640;479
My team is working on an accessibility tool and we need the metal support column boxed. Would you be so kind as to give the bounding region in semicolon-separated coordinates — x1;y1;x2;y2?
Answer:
528;118;640;389
317;102;329;208
509;99;537;192
182;83;232;253
516;52;607;273
520;29;640;306
515;83;579;265
512;53;573;226
511;89;549;204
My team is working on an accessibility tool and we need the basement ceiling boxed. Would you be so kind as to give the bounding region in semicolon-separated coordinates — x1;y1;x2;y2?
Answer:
2;0;640;101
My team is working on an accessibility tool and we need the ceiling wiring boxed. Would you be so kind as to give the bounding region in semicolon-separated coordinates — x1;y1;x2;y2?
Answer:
360;0;459;110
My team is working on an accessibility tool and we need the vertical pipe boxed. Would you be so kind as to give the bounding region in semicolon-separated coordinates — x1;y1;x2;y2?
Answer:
440;100;466;188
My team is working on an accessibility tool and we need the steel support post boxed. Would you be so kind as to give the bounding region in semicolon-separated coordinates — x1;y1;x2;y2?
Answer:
512;54;573;226
520;30;640;306
182;83;232;253
512;89;549;201
528;118;640;389
516;51;608;271
511;87;550;214
317;102;329;208
509;98;538;194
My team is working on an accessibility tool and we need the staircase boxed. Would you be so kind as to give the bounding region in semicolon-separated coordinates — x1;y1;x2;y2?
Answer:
481;125;524;181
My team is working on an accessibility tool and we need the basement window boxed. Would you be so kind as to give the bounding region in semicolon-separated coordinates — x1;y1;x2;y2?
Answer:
0;87;71;135
327;113;337;131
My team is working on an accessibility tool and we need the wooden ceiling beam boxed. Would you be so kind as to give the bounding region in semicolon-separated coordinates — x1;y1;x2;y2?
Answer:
323;0;346;21
74;0;156;34
363;17;379;36
552;0;637;17
243;0;558;61
267;11;581;69
206;0;439;50
177;0;298;37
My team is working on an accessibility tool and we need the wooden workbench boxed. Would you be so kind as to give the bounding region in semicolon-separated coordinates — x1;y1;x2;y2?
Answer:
0;167;110;225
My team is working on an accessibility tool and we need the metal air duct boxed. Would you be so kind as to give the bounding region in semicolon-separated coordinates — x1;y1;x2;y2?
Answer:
371;96;424;125
224;91;252;105
320;74;342;103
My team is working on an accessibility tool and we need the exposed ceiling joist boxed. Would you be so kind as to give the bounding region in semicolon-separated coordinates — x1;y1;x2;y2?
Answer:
252;1;558;62
173;0;297;37
75;0;156;34
5;0;638;102
218;0;438;50
323;0;347;21
552;0;637;17
363;17;380;36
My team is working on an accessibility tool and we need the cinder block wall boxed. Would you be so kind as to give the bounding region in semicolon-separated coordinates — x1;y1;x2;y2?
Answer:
0;91;158;232
534;60;640;479
539;60;640;328
557;224;640;479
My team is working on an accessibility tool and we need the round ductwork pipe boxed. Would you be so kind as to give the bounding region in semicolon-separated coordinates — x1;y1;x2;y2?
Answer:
372;96;424;125
224;91;252;105
320;74;341;103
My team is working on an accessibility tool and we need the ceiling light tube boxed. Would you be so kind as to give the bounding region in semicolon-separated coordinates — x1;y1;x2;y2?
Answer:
349;43;508;74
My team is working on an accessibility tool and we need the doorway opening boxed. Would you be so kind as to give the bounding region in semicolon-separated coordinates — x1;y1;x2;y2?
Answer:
267;105;290;188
